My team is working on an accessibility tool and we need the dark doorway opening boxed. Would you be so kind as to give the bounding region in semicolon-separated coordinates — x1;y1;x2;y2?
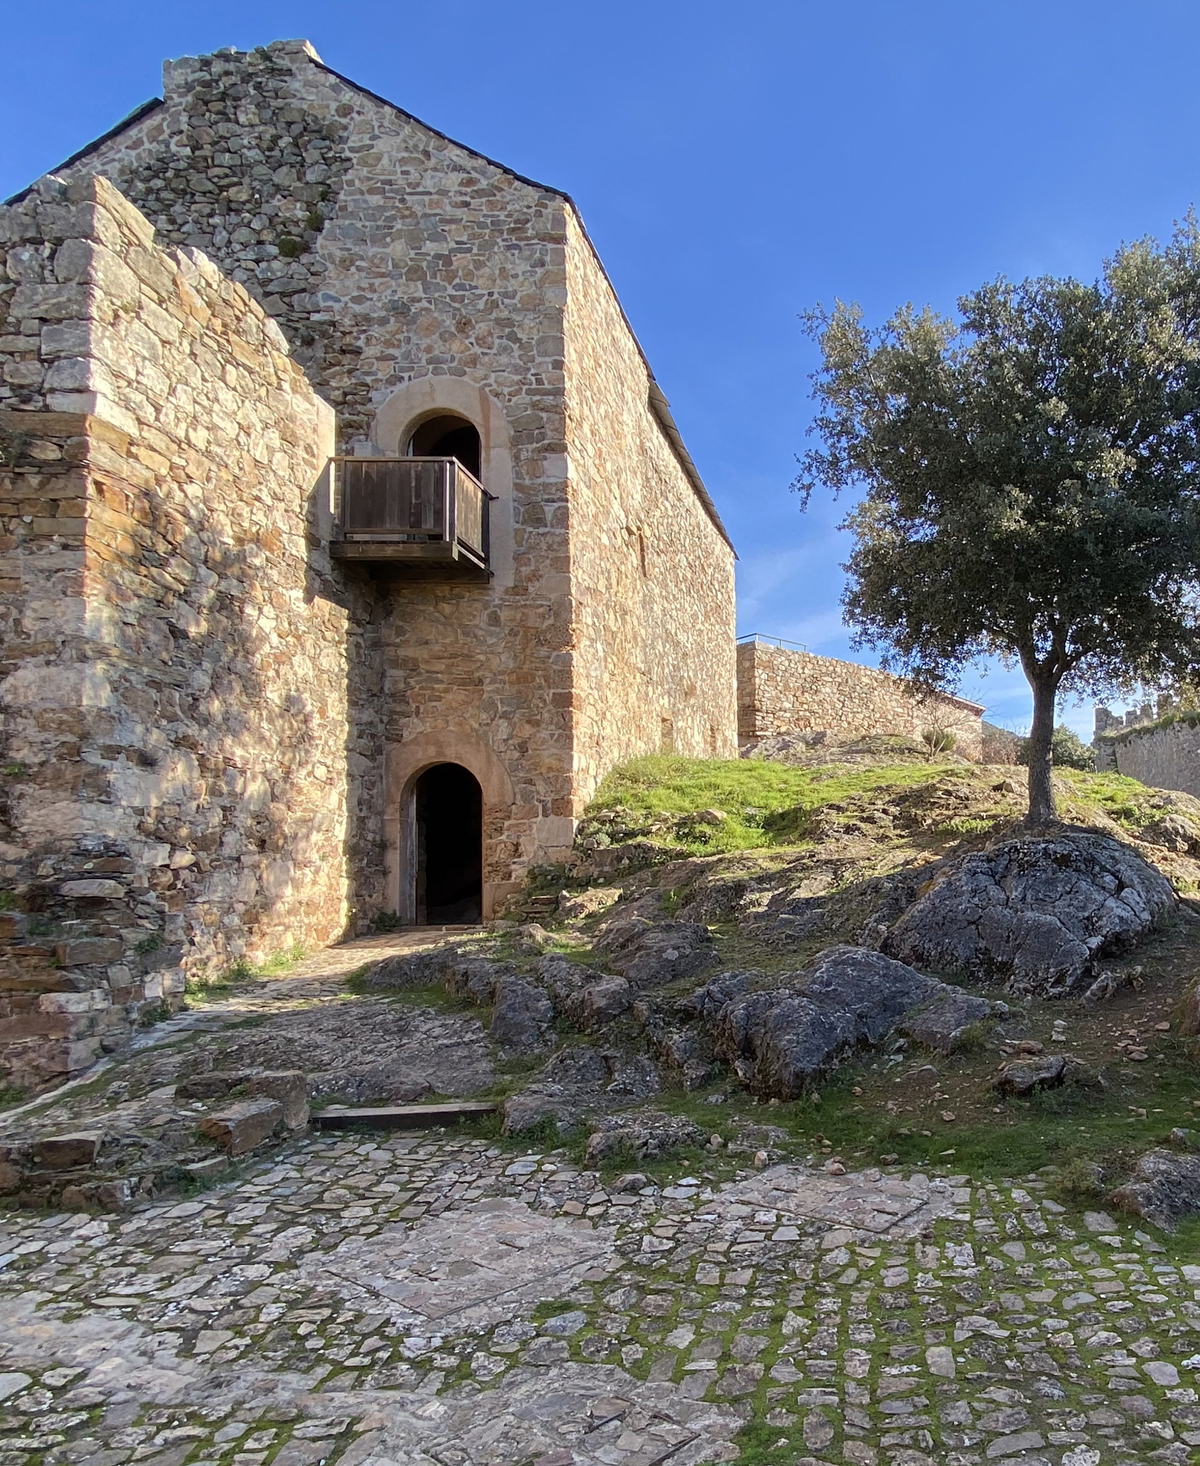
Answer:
414;763;483;924
408;414;482;479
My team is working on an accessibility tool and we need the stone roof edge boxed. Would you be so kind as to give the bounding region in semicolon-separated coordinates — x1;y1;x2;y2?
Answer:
3;98;166;206
742;640;987;716
2;51;734;553
312;58;735;555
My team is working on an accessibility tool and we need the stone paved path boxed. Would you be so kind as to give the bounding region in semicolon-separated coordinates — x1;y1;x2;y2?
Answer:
2;1129;1199;1465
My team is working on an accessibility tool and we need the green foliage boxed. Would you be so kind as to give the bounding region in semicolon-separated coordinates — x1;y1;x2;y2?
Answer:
0;890;18;912
277;235;304;258
304;209;324;232
135;932;164;955
920;725;957;757
1017;724;1096;770
800;220;1200;820
370;910;405;933
2;763;28;778
0;429;30;468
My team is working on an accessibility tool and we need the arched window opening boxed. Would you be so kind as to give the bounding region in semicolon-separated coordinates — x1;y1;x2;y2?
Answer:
408;413;482;480
413;763;483;925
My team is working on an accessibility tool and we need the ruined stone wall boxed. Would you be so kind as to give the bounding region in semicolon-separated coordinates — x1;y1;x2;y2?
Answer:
737;641;984;760
1096;720;1200;796
562;211;737;797
0;175;360;1088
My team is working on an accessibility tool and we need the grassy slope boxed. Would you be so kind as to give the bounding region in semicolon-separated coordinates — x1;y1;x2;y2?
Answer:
568;753;1200;1218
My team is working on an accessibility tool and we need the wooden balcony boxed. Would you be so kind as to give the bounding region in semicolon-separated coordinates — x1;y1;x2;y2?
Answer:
329;457;494;578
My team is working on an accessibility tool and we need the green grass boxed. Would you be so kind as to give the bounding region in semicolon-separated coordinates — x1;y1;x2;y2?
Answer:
587;754;966;856
767;1042;1200;1183
1058;767;1200;830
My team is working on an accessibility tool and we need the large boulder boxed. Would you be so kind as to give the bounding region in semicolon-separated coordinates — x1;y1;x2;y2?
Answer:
710;946;957;1098
1109;1149;1200;1231
881;832;1174;997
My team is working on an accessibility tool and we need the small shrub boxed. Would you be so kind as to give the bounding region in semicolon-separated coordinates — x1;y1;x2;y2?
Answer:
1049;1155;1107;1203
277;235;304;258
371;910;405;933
305;209;324;231
920;726;957;758
136;933;164;955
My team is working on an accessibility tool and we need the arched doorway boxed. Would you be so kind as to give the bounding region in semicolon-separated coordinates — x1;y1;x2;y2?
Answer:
408;414;482;479
412;763;483;924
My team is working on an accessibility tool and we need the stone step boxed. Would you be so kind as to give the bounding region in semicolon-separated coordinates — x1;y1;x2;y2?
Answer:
311;1100;498;1131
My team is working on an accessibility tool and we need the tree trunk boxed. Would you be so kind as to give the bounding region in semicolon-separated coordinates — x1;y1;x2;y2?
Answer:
1026;675;1059;827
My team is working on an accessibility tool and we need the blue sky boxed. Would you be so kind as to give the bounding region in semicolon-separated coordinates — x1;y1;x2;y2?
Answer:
6;0;1199;737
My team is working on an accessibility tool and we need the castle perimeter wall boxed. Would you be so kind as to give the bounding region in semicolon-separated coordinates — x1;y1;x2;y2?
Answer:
0;175;356;1089
1094;719;1200;796
563;212;738;797
737;641;984;761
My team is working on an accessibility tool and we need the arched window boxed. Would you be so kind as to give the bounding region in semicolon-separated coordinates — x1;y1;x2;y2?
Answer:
412;763;483;925
408;413;482;480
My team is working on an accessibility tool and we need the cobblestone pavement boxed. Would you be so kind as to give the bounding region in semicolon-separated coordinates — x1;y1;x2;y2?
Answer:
2;1128;1199;1466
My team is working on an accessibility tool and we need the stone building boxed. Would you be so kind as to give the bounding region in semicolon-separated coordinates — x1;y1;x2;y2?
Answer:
0;41;737;1088
737;638;985;760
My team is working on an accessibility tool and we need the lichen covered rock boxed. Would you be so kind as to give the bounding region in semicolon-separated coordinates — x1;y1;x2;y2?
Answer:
709;945;955;1099
881;832;1174;996
1109;1148;1200;1231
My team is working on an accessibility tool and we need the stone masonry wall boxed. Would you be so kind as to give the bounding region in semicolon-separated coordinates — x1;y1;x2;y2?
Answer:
59;41;585;886
0;174;359;1089
1095;719;1200;796
563;211;737;794
737;641;984;761
30;38;742;897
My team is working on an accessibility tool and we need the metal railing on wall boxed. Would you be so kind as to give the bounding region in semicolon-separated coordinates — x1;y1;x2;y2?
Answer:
736;632;808;653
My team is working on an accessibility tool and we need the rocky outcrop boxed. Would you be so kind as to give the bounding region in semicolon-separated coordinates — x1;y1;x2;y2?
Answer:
592;902;718;990
583;1112;706;1167
501;1046;661;1137
1109;1149;1200;1231
489;979;556;1053
899;989;993;1052
881;833;1174;996
709;946;969;1099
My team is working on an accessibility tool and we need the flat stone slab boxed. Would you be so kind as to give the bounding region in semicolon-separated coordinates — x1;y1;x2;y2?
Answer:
308;1196;615;1326
709;1163;956;1235
311;1100;498;1130
312;1363;742;1463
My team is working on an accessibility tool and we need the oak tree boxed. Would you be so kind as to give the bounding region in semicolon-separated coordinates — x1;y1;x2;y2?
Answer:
798;223;1200;823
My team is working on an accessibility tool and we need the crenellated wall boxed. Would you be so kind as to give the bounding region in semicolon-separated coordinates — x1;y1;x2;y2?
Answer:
0;175;361;1089
1094;715;1200;795
737;641;984;760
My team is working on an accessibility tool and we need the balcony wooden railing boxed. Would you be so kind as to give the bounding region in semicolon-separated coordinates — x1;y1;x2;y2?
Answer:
329;457;494;577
